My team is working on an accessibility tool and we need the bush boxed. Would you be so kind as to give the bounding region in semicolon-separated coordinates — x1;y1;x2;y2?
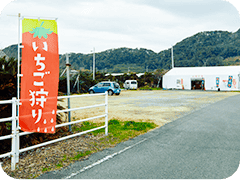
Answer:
0;71;69;154
0;71;17;154
109;119;120;126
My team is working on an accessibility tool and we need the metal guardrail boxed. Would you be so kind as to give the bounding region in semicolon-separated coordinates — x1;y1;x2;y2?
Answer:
0;92;108;170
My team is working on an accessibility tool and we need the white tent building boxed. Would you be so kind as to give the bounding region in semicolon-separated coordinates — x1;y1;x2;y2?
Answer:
162;66;240;91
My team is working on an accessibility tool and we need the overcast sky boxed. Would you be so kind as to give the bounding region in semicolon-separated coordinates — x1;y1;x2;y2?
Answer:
0;0;240;54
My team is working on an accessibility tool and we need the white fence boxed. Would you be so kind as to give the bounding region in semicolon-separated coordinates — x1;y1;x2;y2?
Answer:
0;92;108;170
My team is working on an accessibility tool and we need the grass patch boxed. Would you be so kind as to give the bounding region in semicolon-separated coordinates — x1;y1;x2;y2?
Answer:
72;121;105;135
42;167;51;173
139;86;162;90
72;119;157;136
56;163;63;168
72;151;92;160
72;119;157;145
123;121;156;131
151;87;162;90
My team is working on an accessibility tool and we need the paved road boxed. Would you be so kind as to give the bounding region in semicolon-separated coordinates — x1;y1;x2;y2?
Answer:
39;94;240;179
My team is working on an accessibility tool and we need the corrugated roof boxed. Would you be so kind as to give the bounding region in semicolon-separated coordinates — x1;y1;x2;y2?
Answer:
105;73;144;77
165;66;240;76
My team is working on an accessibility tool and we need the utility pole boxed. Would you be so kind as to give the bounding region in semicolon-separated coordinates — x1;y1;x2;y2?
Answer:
77;76;80;93
66;53;71;132
93;47;95;80
171;46;174;69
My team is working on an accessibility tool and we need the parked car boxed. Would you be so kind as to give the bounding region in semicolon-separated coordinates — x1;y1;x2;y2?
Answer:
88;81;121;95
123;80;138;90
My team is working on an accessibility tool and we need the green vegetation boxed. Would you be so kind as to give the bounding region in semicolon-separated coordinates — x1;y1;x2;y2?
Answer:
139;85;162;90
139;85;153;90
223;56;240;66
4;29;240;94
5;29;240;94
151;87;162;90
72;119;157;144
38;119;157;174
42;167;51;172
4;28;240;75
59;70;166;93
73;119;157;135
56;163;63;168
57;29;240;71
72;151;92;161
0;56;71;156
0;56;17;155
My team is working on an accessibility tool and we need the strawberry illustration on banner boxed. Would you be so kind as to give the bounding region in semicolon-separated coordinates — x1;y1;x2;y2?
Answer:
19;19;59;133
216;77;219;88
233;79;236;88
227;76;233;88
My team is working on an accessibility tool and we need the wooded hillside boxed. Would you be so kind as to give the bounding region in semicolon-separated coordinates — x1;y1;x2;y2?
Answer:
3;28;240;73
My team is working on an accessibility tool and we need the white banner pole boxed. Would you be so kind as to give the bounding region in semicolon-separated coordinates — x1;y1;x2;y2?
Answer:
16;12;22;164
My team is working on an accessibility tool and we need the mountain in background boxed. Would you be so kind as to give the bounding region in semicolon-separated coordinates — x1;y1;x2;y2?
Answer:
3;28;240;73
2;44;18;60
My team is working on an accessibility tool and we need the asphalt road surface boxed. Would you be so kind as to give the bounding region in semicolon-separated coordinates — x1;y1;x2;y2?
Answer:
39;94;240;179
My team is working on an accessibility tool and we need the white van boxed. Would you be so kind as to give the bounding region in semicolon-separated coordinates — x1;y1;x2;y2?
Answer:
123;80;138;90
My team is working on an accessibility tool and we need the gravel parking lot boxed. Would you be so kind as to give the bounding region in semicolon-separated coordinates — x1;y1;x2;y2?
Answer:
58;90;238;127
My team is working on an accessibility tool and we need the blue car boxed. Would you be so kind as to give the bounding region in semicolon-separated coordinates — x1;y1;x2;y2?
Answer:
88;81;121;96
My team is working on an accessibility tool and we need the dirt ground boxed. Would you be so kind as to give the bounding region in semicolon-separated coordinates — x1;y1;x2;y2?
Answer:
58;90;239;127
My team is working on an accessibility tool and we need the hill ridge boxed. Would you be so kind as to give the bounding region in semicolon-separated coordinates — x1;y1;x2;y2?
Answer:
3;28;240;72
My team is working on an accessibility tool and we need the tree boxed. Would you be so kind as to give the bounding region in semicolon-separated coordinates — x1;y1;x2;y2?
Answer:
154;69;165;88
0;56;17;75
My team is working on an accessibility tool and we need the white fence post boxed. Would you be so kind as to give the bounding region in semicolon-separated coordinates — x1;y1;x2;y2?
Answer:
16;100;19;164
0;93;108;169
105;91;108;136
11;97;17;170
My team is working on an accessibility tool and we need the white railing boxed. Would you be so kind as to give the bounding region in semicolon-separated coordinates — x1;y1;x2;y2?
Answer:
0;92;108;170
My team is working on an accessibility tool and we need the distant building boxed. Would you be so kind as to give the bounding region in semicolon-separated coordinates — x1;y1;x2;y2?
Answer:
105;73;124;77
136;73;144;77
70;70;79;74
105;73;144;77
162;66;240;91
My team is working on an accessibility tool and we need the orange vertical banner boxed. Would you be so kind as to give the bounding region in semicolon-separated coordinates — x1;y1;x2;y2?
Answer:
19;18;59;133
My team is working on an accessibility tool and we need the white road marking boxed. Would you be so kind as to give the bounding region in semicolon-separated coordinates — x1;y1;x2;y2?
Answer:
64;138;147;179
